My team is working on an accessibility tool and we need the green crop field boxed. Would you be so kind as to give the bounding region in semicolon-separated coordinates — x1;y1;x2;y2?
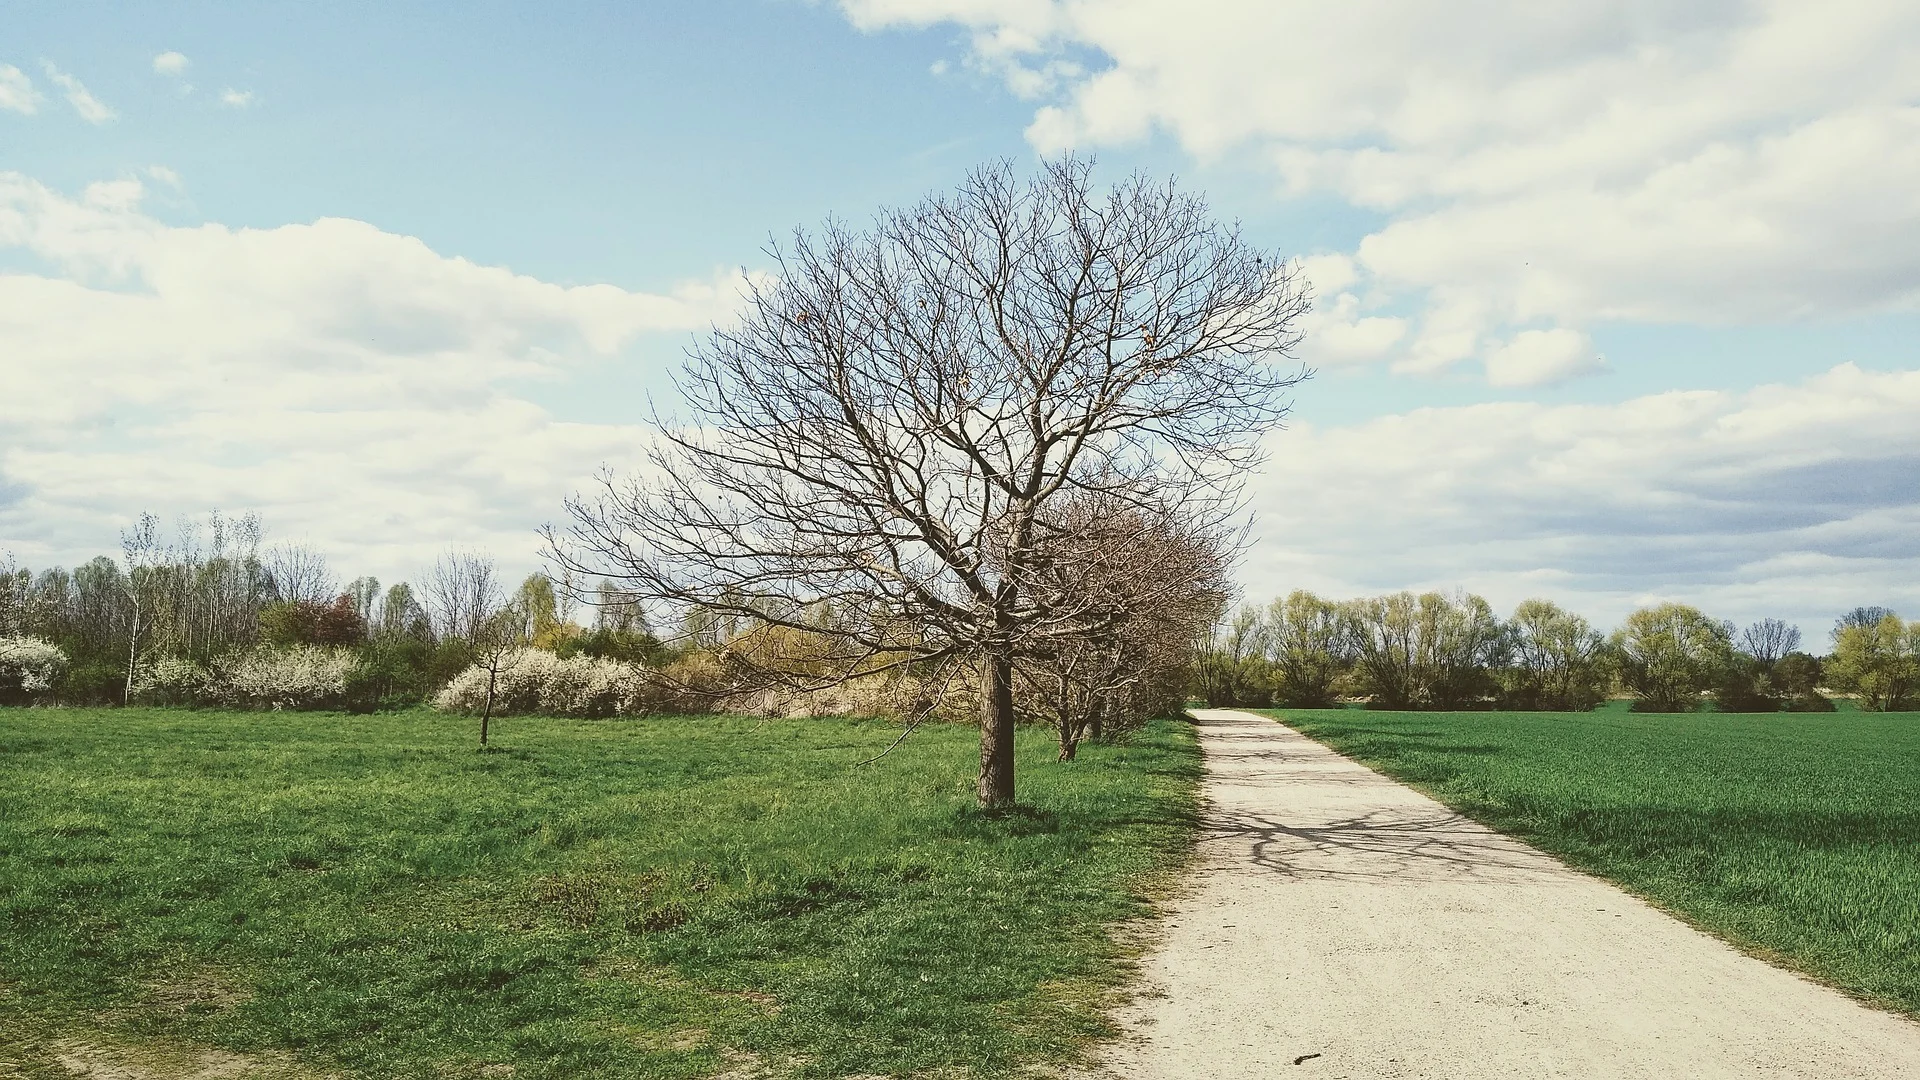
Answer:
0;708;1201;1079
1269;703;1920;1016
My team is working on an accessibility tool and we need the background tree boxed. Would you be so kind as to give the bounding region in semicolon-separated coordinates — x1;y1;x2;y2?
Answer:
551;158;1309;806
1415;591;1505;709
265;544;334;607
1197;605;1271;708
1264;591;1348;708
1503;599;1608;711
1835;606;1895;639
1769;651;1833;712
424;551;502;645
1715;618;1805;712
120;513;165;704
1740;619;1801;666
1612;603;1734;712
1827;612;1919;711
1342;592;1420;709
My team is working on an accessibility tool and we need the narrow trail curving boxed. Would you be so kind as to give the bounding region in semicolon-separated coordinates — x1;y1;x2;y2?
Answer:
1096;709;1920;1079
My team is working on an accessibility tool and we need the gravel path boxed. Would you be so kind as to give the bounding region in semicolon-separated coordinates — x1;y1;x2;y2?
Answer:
1097;709;1920;1079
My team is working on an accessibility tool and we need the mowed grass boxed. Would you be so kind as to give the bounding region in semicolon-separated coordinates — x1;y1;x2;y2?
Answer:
0;708;1201;1079
1270;703;1920;1015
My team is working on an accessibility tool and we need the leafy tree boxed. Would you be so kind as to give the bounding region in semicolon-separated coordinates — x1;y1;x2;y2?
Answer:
1827;613;1920;711
1612;603;1734;712
1342;591;1503;709
1503;599;1607;711
1264;590;1348;707
1197;605;1272;707
1770;651;1834;712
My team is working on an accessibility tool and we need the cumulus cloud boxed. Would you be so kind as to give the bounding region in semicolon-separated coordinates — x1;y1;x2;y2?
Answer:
152;52;189;76
844;1;1920;380
1244;364;1920;630
41;62;114;124
0;64;41;114
0;173;753;585
1483;328;1603;388
219;88;255;108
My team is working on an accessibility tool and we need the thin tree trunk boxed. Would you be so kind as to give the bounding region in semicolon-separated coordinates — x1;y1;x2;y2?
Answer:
124;603;141;706
481;665;496;747
978;649;1015;807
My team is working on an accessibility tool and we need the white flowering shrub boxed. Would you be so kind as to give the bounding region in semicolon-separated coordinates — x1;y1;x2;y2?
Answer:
132;655;215;706
433;649;657;717
0;636;69;703
220;645;354;711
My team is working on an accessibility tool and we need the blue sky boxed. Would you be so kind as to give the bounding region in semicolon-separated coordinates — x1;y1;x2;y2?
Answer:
4;1;1918;633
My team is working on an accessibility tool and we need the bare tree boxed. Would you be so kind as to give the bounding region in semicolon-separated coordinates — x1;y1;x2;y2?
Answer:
1019;498;1231;761
470;602;529;747
423;551;502;644
551;158;1308;806
265;544;335;607
1739;618;1801;666
120;513;163;704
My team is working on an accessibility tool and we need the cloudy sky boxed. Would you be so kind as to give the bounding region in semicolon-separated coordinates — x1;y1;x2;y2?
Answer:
4;1;1917;633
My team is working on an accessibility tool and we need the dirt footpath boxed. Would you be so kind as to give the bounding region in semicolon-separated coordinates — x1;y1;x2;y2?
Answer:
1097;709;1920;1079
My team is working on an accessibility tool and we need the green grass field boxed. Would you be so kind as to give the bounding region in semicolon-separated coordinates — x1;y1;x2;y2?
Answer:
1269;703;1920;1015
0;708;1201;1079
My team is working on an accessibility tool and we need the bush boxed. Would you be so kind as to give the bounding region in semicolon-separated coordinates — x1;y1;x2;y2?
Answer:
131;655;214;707
432;649;658;718
222;645;355;711
0;636;69;704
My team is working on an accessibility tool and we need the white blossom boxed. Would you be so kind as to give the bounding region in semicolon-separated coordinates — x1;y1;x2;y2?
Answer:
433;649;655;718
0;636;68;699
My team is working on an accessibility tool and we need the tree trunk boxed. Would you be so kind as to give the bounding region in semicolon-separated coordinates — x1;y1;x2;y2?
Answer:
481;665;496;747
124;604;142;706
977;649;1015;807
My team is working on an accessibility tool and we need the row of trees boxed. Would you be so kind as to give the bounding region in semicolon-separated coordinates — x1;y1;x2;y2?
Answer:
0;517;664;711
1197;592;1919;713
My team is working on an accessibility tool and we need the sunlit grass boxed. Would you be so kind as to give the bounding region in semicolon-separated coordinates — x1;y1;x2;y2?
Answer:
1271;703;1920;1015
0;708;1200;1078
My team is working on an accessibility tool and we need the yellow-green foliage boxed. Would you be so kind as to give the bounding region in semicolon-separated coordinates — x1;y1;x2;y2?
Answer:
1828;614;1920;711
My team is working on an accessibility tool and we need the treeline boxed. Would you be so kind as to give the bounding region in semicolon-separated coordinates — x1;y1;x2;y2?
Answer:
1197;591;1920;713
0;505;1221;759
0;513;663;711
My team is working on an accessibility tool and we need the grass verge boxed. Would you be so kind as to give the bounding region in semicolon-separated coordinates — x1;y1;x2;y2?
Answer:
1268;703;1920;1016
0;708;1201;1078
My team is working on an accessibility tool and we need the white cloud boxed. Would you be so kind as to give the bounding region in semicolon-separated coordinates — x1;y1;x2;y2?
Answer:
41;62;115;124
144;165;183;189
1484;328;1603;388
1244;363;1920;630
219;88;255;108
845;1;1920;380
0;64;41;114
0;173;754;586
152;52;189;76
